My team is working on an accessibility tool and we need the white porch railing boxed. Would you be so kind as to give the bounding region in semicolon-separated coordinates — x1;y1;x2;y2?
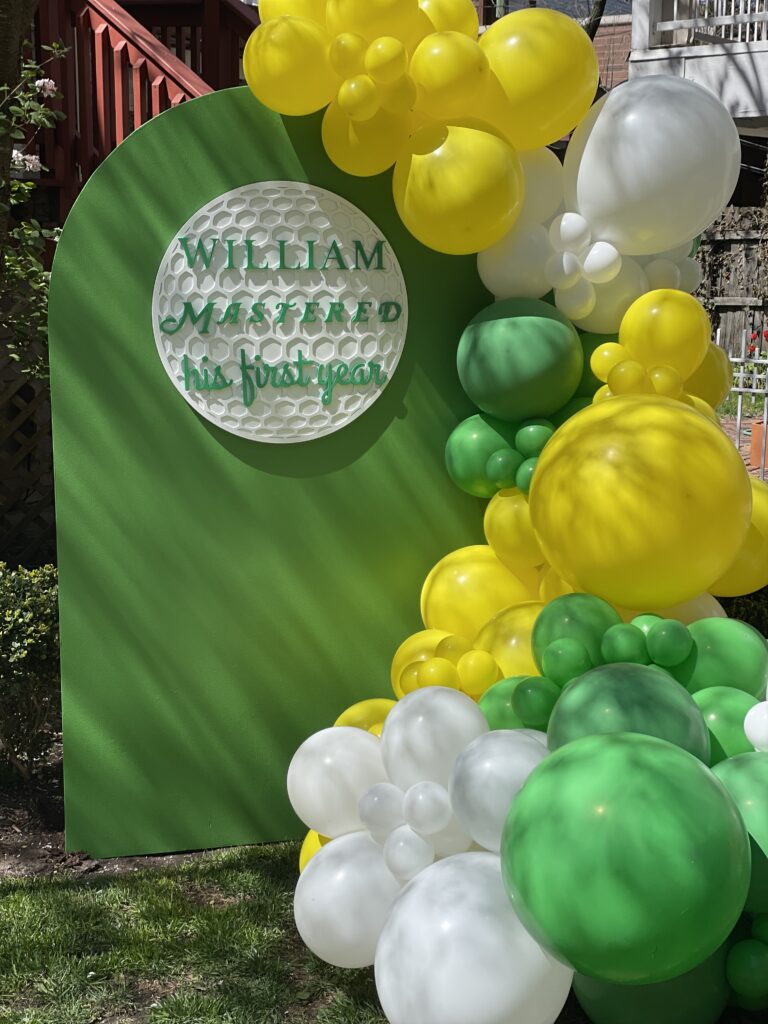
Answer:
655;0;768;45
717;328;768;481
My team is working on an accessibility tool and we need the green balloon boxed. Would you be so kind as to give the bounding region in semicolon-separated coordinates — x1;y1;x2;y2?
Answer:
577;331;615;398
647;619;694;668
714;752;768;914
486;448;523;489
533;593;622;671
478;676;529;730
541;638;593;688
671;618;768;699
445;413;519;498
515;456;538;495
631;613;663;637
515;420;554;458
549;394;592;428
456;298;583;422
600;624;650;665
547;663;711;762
726;940;768;999
692;687;759;766
512;676;560;729
573;940;730;1024
501;733;751;984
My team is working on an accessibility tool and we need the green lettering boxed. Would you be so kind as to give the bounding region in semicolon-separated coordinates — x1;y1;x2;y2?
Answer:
181;354;202;391
179;237;217;269
253;356;270;389
275;301;296;325
352;301;373;324
322;240;348;270
277;240;302;271
248;302;266;324
278;363;297;387
379;301;402;324
350;361;370;385
245;239;270;271
353;239;384;270
217;302;242;327
239;349;255;407
296;350;315;386
225;239;237;269
301;301;321;324
306;239;317;270
325;301;346;324
369;362;388;386
160;301;215;336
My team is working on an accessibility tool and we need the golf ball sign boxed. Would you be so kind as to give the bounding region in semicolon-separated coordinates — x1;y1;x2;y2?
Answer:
152;182;408;443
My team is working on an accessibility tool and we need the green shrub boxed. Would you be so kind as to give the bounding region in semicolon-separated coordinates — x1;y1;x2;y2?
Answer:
0;562;59;779
720;586;768;638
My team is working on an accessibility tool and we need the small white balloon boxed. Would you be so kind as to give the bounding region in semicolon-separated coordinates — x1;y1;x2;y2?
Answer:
571;256;649;334
677;257;703;293
545;250;582;290
644;258;681;291
582;241;622;284
375;853;573;1024
430;814;474;856
384;825;436;881
517;148;565;230
294;832;401;968
549;212;591;255
744;702;768;751
450;731;548;852
381;687;488;791
477;223;553;300
359;782;405;836
287;727;388;838
403;781;453;835
555;277;596;321
659;240;695;262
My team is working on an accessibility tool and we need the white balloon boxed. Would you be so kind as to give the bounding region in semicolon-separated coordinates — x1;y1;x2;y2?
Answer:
450;731;547;852
403;781;453;835
430;814;474;856
549;212;591;255
555;277;596;321
545;250;582;290
294;831;401;968
384;825;436;881
659;241;695;262
517;148;565;230
677;257;703;293
381;687;488;790
564;76;740;256
477;223;552;300
571;257;649;334
287;727;388;837
582;241;622;285
644;258;681;291
744;702;768;752
518;728;549;749
359;782;405;835
375;853;573;1024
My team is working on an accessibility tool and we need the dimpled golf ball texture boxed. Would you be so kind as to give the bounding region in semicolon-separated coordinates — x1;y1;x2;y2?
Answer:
153;182;408;443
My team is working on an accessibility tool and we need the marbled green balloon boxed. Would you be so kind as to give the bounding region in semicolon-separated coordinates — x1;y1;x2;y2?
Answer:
478;676;529;730
532;593;622;671
671;618;768;699
714;752;768;914
693;687;759;766
445;413;519;498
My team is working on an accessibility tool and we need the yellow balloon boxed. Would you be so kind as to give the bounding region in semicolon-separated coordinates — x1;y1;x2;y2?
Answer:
329;32;368;77
480;9;599;151
421;544;531;638
326;0;420;40
418;656;461;689
399;662;422;695
619;593;727;624
368;722;384;737
590;342;630;383
686;342;733;409
592;384;613;404
334;698;396;730
322;101;411;176
337;74;381;121
474;601;543;678
650;365;684;399
619;290;711;380
711;478;768;597
484;488;544;573
299;829;330;872
685;393;720;424
538;565;574;603
457;649;501;698
243;19;340;116
434;634;474;663
607;359;653;396
381;74;418;114
393;122;524;255
410;32;489;120
529;396;752;609
365;36;408;84
419;0;479;36
390;628;450;697
259;0;327;22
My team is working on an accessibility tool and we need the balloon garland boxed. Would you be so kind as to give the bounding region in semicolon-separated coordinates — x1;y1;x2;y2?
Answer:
243;2;768;1020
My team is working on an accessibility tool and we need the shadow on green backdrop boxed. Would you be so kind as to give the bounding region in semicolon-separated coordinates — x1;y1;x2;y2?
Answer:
48;87;490;857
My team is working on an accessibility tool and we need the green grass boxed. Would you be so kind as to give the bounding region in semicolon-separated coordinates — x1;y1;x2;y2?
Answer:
0;843;385;1024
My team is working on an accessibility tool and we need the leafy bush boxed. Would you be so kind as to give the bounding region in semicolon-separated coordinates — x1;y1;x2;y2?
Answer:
0;562;59;779
720;586;768;638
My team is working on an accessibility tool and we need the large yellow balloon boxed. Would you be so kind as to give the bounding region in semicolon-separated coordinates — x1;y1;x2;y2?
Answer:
474;601;543;678
421;545;531;639
484;488;544;573
326;0;420;40
480;9;599;151
419;0;479;35
299;830;330;873
711;478;768;597
538;565;574;603
259;0;327;23
390;628;450;697
243;19;340;116
686;342;733;409
322;101;411;176
529;396;752;609
619;290;711;380
334;698;396;730
410;32;489;120
618;593;727;623
393;122;524;255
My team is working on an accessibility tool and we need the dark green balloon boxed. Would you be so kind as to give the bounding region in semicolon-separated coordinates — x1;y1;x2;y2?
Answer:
547;663;711;762
501;733;751;985
445;413;519;498
631;613;663;637
486;447;523;489
533;593;622;671
726;940;768;999
573;940;730;1024
514;456;538;495
549;395;592;428
647;619;694;668
670;618;768;699
456;298;583;422
577;332;615;398
541;638;593;688
600;624;650;665
478;676;529;730
515;420;554;458
511;675;560;729
714;753;768;914
692;687;759;766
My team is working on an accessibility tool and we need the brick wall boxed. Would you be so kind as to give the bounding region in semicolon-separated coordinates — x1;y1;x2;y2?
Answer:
592;15;632;89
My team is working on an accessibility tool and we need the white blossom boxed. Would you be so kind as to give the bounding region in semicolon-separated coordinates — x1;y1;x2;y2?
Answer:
10;149;25;170
23;153;42;173
35;78;57;98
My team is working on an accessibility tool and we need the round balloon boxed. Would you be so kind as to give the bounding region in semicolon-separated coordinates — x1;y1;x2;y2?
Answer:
326;0;420;39
711;477;768;597
474;601;543;678
693;687;760;765
516;148;565;230
687;342;732;409
294;831;402;967
502;733;751;984
375;853;573;1024
390;628;450;698
745;702;768;752
322;101;410;176
259;0;327;21
619;290;710;380
419;0;479;35
570;258;649;334
410;31;489;120
445;413;519;498
484;488;544;574
457;298;583;421
243;18;339;116
670;618;768;699
402;780;453;835
478;676;529;730
529;396;752;609
334;698;396;730
359;782;405;836
299;828;330;872
714;752;768;913
477;222;553;301
564;76;741;256
532;592;621;669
